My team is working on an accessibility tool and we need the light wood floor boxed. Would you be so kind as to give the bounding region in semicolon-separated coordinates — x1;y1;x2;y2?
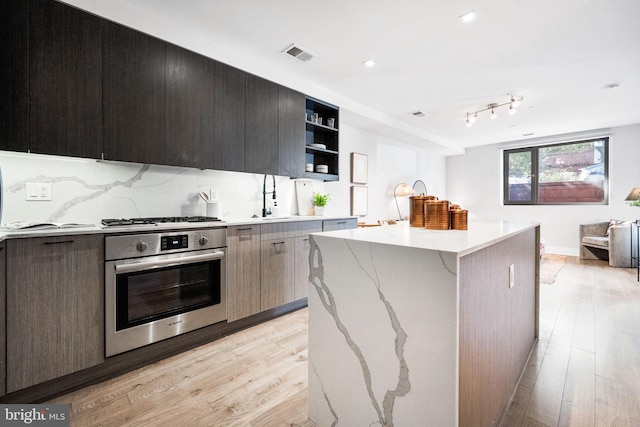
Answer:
49;256;640;426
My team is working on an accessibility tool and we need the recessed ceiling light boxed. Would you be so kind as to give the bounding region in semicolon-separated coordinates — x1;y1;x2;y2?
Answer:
602;83;621;91
459;10;476;23
363;59;376;68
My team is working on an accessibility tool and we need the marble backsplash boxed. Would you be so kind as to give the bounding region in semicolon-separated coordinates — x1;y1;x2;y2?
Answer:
0;151;325;226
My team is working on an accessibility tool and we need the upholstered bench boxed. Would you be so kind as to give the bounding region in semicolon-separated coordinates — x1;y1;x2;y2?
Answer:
580;221;633;267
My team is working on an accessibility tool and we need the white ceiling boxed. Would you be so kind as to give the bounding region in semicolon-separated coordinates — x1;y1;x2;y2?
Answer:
64;0;640;155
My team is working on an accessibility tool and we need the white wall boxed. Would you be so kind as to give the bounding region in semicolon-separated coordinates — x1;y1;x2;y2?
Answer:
0;124;445;226
446;123;640;255
326;124;446;224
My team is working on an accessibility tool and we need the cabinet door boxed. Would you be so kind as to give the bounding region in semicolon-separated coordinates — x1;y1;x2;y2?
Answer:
0;243;5;397
29;0;103;158
294;236;312;300
278;87;305;177
245;75;279;175
103;22;166;165
205;61;246;172
227;225;262;321
322;218;358;231
165;44;214;168
0;0;29;152
6;235;104;392
261;239;295;311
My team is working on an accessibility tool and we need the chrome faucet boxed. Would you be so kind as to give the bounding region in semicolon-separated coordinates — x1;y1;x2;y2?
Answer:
262;174;276;217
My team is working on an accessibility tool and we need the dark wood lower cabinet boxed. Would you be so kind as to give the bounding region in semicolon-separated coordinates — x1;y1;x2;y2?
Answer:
261;238;295;311
227;225;262;322
0;243;6;397
6;235;105;393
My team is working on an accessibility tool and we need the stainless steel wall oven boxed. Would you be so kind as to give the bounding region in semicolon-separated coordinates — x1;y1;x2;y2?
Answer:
105;228;227;356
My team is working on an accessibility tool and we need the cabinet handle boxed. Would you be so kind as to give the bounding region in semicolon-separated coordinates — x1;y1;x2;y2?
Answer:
337;221;346;224
238;227;253;231
272;241;285;246
44;240;74;245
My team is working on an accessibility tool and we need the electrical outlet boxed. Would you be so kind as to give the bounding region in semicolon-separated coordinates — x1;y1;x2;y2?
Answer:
509;264;515;288
25;183;52;201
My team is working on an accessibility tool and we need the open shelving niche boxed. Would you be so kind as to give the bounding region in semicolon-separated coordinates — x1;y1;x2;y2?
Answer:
304;97;339;181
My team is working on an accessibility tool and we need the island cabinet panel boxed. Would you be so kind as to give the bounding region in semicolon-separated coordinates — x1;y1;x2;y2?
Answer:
103;22;166;165
458;228;537;427
205;61;246;172
6;234;105;393
0;243;6;397
29;0;103;159
245;75;279;175
278;87;305;177
0;0;29;152
260;238;295;311
227;225;262;322
165;44;214;169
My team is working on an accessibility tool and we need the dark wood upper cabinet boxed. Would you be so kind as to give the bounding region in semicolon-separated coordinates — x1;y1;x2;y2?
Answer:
103;22;166;165
29;0;103;158
205;61;246;172
279;87;305;177
0;0;29;152
245;75;279;175
165;44;214;168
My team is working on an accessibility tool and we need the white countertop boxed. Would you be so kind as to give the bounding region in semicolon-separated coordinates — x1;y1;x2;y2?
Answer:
311;220;539;256
0;215;353;242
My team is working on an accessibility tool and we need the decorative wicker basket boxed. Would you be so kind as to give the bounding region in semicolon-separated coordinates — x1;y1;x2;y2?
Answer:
450;209;468;230
425;200;450;230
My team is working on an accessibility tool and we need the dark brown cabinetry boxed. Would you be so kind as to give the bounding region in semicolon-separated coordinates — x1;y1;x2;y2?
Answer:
29;0;103;158
6;234;104;393
305;97;340;181
103;22;166;165
0;242;6;397
207;61;246;172
227;225;262;322
165;44;214;168
245;75;279;175
0;0;29;152
0;0;336;179
279;88;306;177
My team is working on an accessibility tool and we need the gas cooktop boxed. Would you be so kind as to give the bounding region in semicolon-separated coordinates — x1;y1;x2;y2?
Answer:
101;216;222;227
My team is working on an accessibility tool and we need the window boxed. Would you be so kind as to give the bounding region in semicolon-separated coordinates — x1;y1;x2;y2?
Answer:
503;138;608;205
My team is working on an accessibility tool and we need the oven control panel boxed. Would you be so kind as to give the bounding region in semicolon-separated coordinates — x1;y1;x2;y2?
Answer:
161;235;188;251
105;228;227;261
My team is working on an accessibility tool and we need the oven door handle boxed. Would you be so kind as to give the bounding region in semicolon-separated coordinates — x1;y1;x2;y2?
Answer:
114;251;225;274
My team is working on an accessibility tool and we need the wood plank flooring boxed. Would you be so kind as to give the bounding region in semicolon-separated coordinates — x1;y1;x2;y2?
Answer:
49;256;640;426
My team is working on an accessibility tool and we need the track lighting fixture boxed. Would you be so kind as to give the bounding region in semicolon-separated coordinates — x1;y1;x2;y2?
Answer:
464;95;523;126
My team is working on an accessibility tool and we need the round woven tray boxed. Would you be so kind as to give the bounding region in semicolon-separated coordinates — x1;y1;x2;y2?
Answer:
425;200;450;230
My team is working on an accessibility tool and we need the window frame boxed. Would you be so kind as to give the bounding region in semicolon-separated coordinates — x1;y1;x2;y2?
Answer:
503;137;609;206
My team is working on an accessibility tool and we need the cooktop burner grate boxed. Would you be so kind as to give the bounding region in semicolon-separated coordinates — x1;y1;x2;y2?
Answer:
101;216;221;227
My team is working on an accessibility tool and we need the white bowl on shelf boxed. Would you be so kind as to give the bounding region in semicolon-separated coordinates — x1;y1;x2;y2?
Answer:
309;143;326;149
315;164;328;174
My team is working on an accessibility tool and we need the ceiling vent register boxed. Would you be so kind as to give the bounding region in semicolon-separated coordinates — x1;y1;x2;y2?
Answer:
282;43;316;62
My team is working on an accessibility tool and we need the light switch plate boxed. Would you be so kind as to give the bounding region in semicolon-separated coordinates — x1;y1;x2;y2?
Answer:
25;183;52;201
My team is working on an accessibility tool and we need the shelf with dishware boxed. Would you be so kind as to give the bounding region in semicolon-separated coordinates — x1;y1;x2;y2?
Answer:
305;97;339;181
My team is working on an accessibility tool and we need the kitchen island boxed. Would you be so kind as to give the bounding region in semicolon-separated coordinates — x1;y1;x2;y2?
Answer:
308;220;539;427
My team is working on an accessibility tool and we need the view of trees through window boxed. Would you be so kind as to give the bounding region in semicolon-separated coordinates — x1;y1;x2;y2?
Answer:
504;138;608;205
